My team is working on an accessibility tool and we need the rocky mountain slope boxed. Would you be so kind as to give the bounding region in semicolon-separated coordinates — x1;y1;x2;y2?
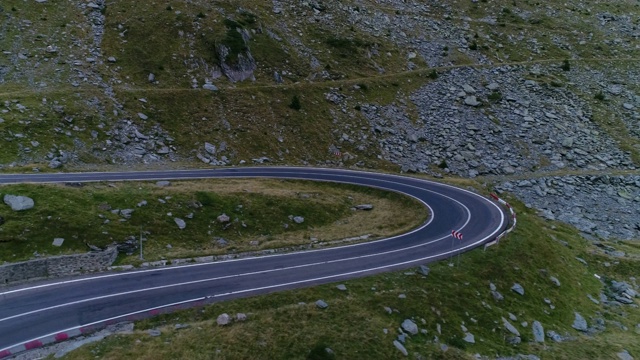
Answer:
1;1;639;225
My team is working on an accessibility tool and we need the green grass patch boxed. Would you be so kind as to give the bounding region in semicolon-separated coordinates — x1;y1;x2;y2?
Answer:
61;194;639;359
0;179;427;264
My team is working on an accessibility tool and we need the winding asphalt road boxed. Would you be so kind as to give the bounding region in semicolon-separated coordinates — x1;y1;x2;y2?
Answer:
0;167;507;356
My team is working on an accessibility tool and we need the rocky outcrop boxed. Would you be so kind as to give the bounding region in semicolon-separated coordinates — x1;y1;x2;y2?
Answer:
499;175;640;240
360;66;635;177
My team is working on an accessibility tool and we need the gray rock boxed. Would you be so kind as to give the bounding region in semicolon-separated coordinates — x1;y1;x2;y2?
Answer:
137;200;148;207
561;137;574;148
156;180;171;187
148;73;155;82
546;330;563;342
463;84;476;94
174;323;189;330
217;313;231;325
464;96;480;107
550;276;561;287
3;195;35;211
576;257;588;266
137;113;148;120
507;336;522;345
174;218;186;230
316;300;329;309
572;312;588;332
336;284;347;291
401;319;418;335
107;56;116;63
397;333;406;343
293;216;305;224
532;321;544;342
511;283;525;296
587;294;600;304
120;209;134;219
617;350;634;360
236;313;247;321
419;265;430;276
463;333;475;343
203;83;218;91
502;317;520;336
217;214;230;223
615;296;634;304
49;159;63;169
157;146;170;155
52;238;64;247
215;237;228;247
147;329;161;337
393;340;408;356
492;291;504;301
355;204;374;210
204;142;216;155
274;71;283;84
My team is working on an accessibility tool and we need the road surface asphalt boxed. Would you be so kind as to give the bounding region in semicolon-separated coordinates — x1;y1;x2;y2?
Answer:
0;167;507;355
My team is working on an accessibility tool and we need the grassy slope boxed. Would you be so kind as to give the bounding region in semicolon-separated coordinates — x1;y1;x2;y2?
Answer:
0;179;426;264
62;197;640;359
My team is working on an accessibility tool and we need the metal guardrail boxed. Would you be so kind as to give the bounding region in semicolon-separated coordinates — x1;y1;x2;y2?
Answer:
484;193;517;250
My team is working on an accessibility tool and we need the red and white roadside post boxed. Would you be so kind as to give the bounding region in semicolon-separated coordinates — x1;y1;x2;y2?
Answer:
450;230;463;266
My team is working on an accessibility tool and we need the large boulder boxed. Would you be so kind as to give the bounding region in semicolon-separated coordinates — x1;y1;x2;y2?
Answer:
3;195;35;211
401;319;418;335
572;312;588;332
217;313;231;326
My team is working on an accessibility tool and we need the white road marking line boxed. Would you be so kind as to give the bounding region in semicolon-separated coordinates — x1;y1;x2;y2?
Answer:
0;207;503;354
0;172;459;296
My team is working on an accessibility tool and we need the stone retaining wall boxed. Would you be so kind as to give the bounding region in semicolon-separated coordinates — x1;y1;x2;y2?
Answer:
0;247;118;285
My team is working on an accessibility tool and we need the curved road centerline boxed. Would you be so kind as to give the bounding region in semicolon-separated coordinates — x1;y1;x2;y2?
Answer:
0;167;507;356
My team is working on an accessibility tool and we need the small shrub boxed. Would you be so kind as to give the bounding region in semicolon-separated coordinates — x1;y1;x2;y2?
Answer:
447;336;467;350
428;70;438;79
289;95;301;110
357;83;368;91
354;105;361;111
550;81;563;87
438;159;448;169
561;59;570;71
165;5;172;10
488;91;502;101
469;41;478;50
197;12;206;18
594;91;606;101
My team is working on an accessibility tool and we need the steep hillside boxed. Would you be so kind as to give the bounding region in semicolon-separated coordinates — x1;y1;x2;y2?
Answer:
1;0;638;173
